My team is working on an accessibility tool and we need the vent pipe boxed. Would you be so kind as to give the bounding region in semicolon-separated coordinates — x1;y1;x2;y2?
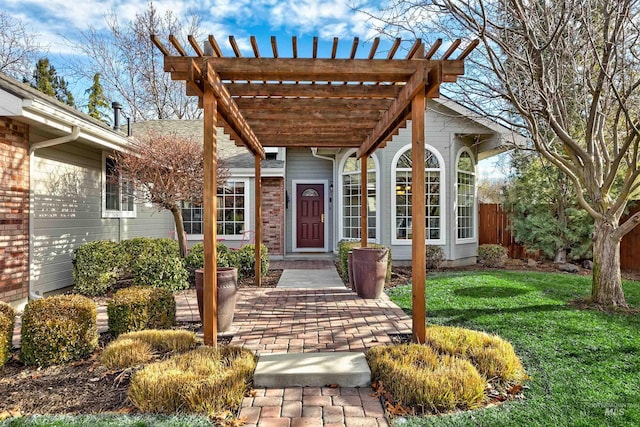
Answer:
112;102;122;131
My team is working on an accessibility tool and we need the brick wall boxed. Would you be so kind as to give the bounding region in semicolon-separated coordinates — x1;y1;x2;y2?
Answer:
261;177;284;256
0;118;29;304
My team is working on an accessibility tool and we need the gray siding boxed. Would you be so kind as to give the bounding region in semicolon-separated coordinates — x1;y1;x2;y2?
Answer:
30;142;173;295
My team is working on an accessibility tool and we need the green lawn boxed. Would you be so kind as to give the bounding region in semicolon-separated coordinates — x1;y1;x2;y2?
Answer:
387;270;640;427
1;414;214;427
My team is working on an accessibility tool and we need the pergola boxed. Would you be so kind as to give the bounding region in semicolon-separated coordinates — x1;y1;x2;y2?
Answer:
152;34;477;346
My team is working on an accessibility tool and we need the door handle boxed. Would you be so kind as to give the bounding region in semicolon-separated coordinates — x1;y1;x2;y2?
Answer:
321;214;325;223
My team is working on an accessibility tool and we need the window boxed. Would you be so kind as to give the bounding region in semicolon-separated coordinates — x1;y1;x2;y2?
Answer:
181;179;249;239
339;151;378;241
391;144;445;244
456;150;476;241
102;154;135;218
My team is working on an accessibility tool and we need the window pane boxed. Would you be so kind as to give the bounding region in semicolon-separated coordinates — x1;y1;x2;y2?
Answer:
341;153;377;240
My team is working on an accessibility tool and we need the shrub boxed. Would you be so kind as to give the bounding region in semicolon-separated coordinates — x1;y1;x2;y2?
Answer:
426;245;445;270
108;287;176;336
337;240;392;282
72;240;123;296
425;325;528;383
367;344;486;413
101;329;196;370
120;237;181;277
0;302;15;366
132;255;188;291
478;244;508;267
128;346;257;416
234;244;269;279
20;295;98;366
185;243;235;284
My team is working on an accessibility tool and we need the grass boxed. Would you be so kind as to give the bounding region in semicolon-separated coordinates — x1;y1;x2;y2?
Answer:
387;270;640;426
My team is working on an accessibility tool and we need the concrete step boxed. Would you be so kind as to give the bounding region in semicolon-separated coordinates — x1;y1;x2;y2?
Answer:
253;352;371;388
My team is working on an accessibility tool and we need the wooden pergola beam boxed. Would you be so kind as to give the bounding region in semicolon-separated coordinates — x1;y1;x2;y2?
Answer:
256;136;367;147
243;109;384;121
165;57;423;82
227;83;402;98
235;98;394;110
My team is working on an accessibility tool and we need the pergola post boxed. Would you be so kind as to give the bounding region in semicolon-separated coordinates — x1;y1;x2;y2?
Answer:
411;90;427;344
360;155;368;247
203;81;218;346
254;155;262;286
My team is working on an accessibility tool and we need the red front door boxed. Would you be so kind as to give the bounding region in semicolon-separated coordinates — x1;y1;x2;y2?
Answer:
296;184;325;249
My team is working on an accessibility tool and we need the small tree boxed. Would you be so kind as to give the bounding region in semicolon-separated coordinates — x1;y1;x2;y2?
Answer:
85;73;110;122
115;131;228;258
0;11;44;79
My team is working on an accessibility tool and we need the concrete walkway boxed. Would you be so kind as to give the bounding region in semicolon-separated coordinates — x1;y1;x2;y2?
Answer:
10;264;412;426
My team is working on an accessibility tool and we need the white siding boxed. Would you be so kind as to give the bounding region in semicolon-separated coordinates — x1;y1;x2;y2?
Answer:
30;142;173;295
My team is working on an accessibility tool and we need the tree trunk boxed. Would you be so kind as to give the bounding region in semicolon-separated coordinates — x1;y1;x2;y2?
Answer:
170;206;188;259
554;247;567;264
591;219;627;307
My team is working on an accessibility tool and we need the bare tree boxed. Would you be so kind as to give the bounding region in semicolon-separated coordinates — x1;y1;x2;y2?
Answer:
71;3;202;121
115;131;228;258
0;11;45;79
372;0;640;307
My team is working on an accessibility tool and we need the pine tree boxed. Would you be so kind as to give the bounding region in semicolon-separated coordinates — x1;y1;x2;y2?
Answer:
25;58;75;107
85;73;110;122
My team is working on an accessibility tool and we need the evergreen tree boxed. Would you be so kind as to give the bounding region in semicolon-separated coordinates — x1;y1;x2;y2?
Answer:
25;58;75;107
504;151;592;263
85;73;110;122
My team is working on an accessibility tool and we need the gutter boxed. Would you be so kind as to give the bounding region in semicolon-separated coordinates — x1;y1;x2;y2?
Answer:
310;148;337;252
28;126;81;300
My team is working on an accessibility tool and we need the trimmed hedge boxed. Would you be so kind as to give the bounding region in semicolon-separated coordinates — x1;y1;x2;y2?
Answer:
108;286;176;336
337;240;392;282
21;295;98;366
72;240;123;296
478;244;508;267
185;242;269;282
0;301;15;366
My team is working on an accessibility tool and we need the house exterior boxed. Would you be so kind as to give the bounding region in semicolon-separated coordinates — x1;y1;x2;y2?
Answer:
0;69;523;308
134;99;523;265
0;73;174;308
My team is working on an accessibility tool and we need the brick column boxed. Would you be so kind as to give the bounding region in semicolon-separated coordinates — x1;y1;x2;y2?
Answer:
0;118;29;304
261;177;284;256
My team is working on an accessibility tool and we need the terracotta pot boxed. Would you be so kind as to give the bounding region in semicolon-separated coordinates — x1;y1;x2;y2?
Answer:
347;251;356;291
195;267;238;332
352;247;388;299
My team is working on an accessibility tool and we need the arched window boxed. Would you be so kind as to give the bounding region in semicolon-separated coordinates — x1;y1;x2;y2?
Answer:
391;144;445;244
456;149;476;241
339;151;378;241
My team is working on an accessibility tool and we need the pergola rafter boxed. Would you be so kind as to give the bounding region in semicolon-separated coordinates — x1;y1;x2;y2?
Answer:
152;34;476;346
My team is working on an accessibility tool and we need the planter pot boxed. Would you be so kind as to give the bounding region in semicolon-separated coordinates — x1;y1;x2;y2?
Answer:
195;267;238;332
352;247;389;299
347;251;356;291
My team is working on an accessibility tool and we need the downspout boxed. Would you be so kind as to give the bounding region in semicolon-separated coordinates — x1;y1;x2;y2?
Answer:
310;148;337;252
28;126;81;300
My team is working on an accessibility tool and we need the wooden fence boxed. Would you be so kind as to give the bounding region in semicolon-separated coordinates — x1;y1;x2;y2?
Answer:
479;203;640;271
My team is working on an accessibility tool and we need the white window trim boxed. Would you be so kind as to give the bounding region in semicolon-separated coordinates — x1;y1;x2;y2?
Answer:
455;147;478;244
337;150;380;243
390;143;446;246
292;179;330;252
183;178;251;241
101;151;136;219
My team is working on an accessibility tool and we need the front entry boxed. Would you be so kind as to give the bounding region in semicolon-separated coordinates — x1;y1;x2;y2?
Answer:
296;183;325;249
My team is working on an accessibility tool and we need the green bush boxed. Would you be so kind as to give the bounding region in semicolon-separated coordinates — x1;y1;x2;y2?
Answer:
426;245;445;270
185;242;235;284
120;238;181;275
21;295;98;366
132;255;188;291
108;286;176;336
0;301;15;366
478;244;508;268
72;240;123;296
234;244;269;280
128;346;257;416
337;240;392;282
367;344;486;413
